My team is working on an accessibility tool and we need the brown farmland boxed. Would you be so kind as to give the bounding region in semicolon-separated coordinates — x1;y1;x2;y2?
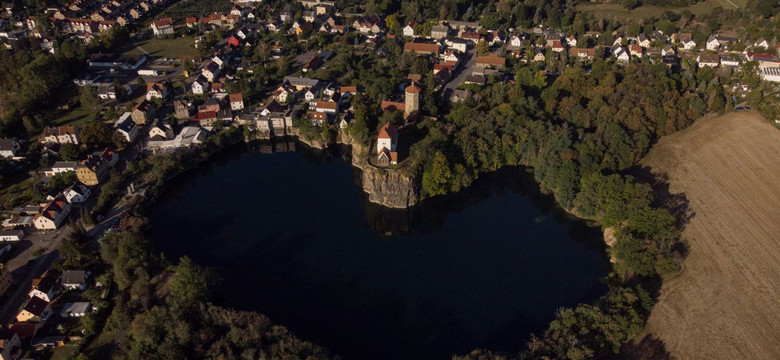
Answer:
640;111;780;359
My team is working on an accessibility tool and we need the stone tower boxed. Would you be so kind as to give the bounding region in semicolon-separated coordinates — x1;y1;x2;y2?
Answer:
404;82;421;119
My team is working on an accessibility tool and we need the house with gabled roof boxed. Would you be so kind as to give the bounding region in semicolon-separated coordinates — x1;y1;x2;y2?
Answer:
150;17;173;36
706;35;720;50
33;198;70;230
41;126;79;145
0;138;20;158
62;270;88;291
63;183;91;204
229;93;244;111
0;327;22;360
28;269;61;302
146;82;169;101
376;122;399;166
403;21;417;37
16;296;52;323
697;53;720;67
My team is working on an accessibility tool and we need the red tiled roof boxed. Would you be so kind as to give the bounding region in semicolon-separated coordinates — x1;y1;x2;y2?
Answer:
378;122;398;139
229;93;243;103
153;17;172;27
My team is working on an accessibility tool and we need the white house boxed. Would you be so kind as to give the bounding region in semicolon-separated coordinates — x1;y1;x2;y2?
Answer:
682;38;697;50
706;35;720;51
33;197;71;230
61;270;88;291
567;35;577;47
661;45;675;56
403;22;415;37
753;37;769;49
60;302;92;317
192;77;208;95
0;230;24;242
637;33;651;48
229;93;244;111
28;270;60;303
151;18;174;37
63;183;91;203
697;53;720;68
510;35;523;47
146;82;169;101
0;138;20;158
612;45;629;61
376;122;398;166
202;62;220;82
114;112;138;143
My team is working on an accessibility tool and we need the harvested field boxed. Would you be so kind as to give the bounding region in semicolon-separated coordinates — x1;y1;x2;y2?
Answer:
641;111;780;359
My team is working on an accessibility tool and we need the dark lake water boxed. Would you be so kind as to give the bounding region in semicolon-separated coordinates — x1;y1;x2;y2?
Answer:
148;140;609;359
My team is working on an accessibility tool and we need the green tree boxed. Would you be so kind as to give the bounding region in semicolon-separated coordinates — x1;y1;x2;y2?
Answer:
422;151;452;197
59;143;81;161
80;85;100;112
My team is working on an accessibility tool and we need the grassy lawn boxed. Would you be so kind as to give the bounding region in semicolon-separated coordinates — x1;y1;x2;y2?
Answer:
577;0;747;21
124;36;198;59
45;105;96;128
48;346;79;360
82;330;116;358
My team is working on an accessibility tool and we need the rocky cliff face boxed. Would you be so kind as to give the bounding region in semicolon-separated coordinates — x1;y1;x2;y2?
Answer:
349;140;419;209
359;165;419;208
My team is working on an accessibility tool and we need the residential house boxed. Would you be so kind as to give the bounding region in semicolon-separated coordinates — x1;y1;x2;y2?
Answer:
304;86;323;102
148;119;174;141
16;296;52;323
706;35;720;51
403;21;416;37
697;53;720;67
174;100;191;120
352;15;383;33
566;35;578;47
661;45;675;56
314;101;338;114
199;98;222;113
476;54;506;69
61;270;88;291
720;54;740;67
283;76;321;91
444;38;468;53
307;111;327;126
629;44;643;58
376;122;398;166
510;35;524;47
533;49;546;62
60;302;92;317
0;231;24;242
62;183;90;203
151;17;173;36
131;100;156;125
191;76;209;95
185;17;198;28
45;162;79;177
41;126;79;145
114;113;138;143
229;93;244;111
202;62;221;82
680;34;696;50
612;45;629;61
33;198;70;230
637;33;651;48
0;328;22;360
76;150;114;186
431;24;449;39
569;47;596;60
550;40;565;53
0;138;20;158
28;270;60;302
302;55;323;73
403;42;440;56
146;82;169;101
753;37;769;49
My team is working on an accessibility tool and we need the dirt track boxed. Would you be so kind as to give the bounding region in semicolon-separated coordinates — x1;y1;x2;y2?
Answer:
641;112;780;359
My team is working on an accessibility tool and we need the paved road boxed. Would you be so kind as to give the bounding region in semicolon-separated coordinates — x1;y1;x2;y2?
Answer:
443;48;476;101
0;249;61;324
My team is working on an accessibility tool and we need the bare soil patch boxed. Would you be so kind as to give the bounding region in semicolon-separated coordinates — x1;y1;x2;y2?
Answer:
640;111;780;359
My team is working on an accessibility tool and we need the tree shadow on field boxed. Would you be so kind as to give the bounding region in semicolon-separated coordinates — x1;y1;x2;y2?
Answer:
603;334;673;360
